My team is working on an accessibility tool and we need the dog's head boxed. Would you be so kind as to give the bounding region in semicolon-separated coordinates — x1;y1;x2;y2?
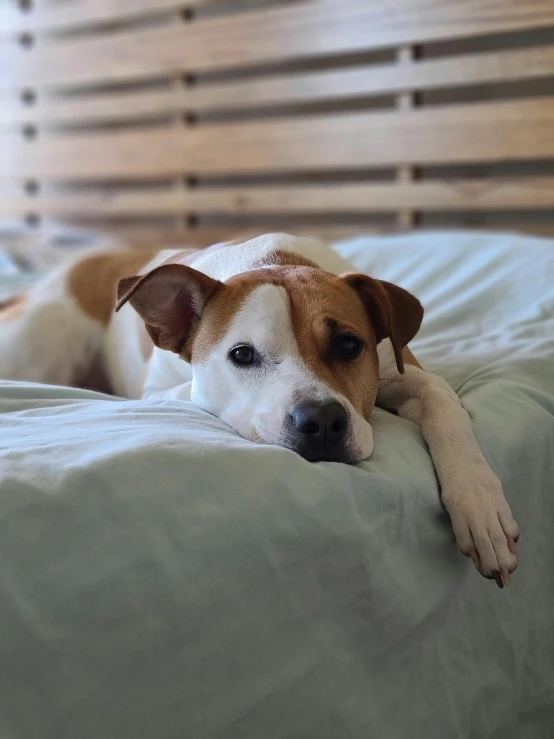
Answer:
117;243;422;464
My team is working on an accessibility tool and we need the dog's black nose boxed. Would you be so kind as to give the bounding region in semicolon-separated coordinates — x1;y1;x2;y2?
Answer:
289;400;348;461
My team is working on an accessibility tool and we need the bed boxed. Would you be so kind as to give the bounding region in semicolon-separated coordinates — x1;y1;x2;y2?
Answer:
1;1;554;738
1;229;554;738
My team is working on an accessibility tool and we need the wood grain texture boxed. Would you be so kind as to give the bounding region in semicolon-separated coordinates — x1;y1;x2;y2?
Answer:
2;0;554;239
3;44;554;127
2;99;554;179
0;0;216;36
2;0;554;91
4;179;554;217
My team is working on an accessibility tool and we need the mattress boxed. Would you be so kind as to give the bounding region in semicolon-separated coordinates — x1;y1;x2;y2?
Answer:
1;230;553;739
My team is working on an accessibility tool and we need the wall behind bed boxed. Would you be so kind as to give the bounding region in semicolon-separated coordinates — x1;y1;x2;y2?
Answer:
1;0;554;247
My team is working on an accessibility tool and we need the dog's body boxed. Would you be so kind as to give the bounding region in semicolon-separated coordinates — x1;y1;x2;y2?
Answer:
0;233;518;585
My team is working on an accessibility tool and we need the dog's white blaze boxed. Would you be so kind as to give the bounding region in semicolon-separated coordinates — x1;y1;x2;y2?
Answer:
191;284;373;459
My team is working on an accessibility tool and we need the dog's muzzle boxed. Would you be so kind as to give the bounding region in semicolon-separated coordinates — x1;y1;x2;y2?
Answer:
285;400;350;462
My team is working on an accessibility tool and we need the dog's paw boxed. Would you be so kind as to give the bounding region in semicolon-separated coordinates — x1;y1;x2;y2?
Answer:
442;468;519;588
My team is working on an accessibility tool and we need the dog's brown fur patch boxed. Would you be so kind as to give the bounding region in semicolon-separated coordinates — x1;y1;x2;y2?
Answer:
284;268;380;416
68;250;158;326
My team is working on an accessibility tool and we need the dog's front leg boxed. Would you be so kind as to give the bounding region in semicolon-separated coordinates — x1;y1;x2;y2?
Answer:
376;346;519;587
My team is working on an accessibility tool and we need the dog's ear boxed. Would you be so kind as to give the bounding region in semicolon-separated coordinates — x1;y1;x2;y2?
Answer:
116;264;222;358
341;273;423;374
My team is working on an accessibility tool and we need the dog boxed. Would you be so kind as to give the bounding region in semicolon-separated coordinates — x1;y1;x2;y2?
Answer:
0;233;518;587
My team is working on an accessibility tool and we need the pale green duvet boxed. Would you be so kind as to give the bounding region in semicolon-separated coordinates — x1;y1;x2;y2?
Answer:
1;231;553;738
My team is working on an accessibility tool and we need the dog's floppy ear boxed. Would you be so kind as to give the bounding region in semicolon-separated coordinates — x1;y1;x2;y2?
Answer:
116;264;222;359
341;273;423;374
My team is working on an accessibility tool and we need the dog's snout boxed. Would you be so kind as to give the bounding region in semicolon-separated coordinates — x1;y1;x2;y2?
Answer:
289;400;348;461
292;401;348;439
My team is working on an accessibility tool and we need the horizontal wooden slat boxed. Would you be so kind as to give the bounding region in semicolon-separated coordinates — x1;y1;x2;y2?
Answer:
3;178;554;217
3;44;554;127
165;44;554;111
2;0;554;91
0;0;214;36
2;99;554;179
0;88;179;128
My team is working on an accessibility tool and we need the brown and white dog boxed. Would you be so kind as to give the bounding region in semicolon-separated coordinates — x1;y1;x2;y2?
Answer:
0;233;518;586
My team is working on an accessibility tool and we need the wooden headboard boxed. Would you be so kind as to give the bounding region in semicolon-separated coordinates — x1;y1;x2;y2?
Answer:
1;0;554;246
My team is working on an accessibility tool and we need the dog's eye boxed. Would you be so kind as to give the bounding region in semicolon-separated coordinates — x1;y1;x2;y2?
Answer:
229;344;256;366
332;334;363;361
